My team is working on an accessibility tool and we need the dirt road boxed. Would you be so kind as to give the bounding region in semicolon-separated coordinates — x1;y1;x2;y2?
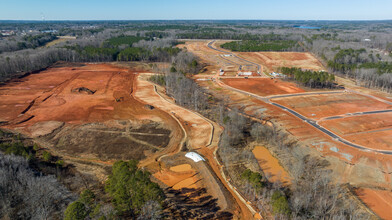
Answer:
134;76;257;219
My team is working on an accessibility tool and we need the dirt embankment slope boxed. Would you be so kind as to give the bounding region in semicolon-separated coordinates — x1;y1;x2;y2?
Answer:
0;63;183;164
135;77;255;219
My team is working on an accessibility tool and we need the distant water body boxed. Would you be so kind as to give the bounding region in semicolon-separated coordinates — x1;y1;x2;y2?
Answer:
294;25;321;29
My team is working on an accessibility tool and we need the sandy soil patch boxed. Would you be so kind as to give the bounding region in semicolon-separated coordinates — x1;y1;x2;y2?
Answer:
29;121;64;138
355;188;392;220
154;163;201;190
252;146;291;185
221;78;306;97
135;78;213;149
170;164;193;172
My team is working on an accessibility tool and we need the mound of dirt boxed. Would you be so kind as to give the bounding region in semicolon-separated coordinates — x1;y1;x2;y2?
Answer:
71;87;96;95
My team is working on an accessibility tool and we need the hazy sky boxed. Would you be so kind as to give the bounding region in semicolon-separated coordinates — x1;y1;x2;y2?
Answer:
0;0;391;20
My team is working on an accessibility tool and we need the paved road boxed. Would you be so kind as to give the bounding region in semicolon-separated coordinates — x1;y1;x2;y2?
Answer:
266;91;344;100
207;40;262;72
322;109;392;121
205;45;392;155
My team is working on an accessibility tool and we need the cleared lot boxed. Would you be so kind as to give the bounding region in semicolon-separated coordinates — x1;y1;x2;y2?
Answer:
238;51;325;72
221;78;306;97
272;93;392;120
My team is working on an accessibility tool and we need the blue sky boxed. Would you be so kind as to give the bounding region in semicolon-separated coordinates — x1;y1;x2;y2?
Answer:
0;0;391;20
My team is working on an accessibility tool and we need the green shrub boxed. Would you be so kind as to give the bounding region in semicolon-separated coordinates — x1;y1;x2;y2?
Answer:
271;191;290;215
241;169;264;192
56;160;64;167
33;143;40;151
0;142;29;157
64;201;87;220
42;151;52;162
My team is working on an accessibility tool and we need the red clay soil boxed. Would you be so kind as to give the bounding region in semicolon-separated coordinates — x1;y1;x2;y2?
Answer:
319;112;392;136
273;93;392;120
238;52;325;72
202;78;392;187
0;63;180;136
221;78;306;97
253;146;291;185
153;164;202;190
355;188;392;220
319;112;392;150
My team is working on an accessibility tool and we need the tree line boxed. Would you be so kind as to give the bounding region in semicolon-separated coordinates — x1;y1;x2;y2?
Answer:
150;66;370;218
221;40;303;52
280;67;337;89
64;160;164;219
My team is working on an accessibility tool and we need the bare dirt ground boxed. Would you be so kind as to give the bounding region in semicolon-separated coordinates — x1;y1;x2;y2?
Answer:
0;62;184;178
239;51;325;73
178;40;259;76
319;112;392;150
252;146;291;185
135;76;256;219
221;78;306;97
272;93;392;120
185;39;392;217
355;188;392;219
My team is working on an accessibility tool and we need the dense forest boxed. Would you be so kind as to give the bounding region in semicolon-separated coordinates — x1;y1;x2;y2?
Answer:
280;67;337;88
221;40;303;52
64;160;164;219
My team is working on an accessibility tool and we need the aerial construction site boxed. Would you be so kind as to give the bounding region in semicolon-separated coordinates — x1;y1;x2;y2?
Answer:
1;20;392;219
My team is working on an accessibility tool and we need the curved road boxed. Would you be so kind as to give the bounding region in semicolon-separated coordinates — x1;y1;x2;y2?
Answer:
208;40;392;155
207;40;262;72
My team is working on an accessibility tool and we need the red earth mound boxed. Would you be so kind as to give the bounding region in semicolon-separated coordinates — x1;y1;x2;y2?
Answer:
0;63;177;135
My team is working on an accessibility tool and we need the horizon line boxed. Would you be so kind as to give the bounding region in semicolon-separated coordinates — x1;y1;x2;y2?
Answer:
0;19;392;22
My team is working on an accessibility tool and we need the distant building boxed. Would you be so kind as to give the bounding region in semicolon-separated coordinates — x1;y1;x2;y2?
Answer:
270;72;285;78
238;72;252;76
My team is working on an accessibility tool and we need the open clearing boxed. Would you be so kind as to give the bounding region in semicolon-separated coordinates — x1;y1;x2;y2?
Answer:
154;163;201;190
252;146;291;185
319;112;392;150
272;93;392;120
238;51;325;73
189;39;392;218
44;36;76;47
221;78;306;97
0;63;183;161
355;188;392;220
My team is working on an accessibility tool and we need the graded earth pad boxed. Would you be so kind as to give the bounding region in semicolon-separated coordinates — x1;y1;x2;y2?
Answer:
221;78;306;97
355;188;392;220
238;51;325;73
272;93;392;120
252;146;291;185
0;63;183;161
319;112;392;150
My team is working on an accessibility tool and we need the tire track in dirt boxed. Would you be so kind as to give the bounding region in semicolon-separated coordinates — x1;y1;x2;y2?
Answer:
135;76;256;219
